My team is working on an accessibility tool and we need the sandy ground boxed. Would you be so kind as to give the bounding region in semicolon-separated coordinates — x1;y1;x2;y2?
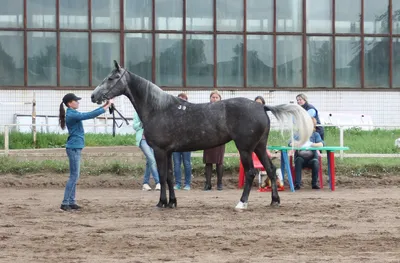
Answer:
0;173;400;263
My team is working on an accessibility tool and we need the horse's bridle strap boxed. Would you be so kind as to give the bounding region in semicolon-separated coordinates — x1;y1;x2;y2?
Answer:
109;104;129;137
102;69;127;101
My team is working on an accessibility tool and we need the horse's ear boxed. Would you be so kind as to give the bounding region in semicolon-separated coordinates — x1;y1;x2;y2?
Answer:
114;60;120;71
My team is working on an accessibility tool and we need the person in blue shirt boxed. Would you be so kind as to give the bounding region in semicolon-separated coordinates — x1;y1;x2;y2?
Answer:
58;93;113;211
289;117;324;190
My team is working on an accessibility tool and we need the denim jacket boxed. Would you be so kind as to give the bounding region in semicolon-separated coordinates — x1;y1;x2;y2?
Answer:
65;107;105;148
289;132;324;160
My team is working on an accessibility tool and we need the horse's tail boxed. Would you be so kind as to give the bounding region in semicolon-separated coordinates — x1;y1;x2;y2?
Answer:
264;104;313;146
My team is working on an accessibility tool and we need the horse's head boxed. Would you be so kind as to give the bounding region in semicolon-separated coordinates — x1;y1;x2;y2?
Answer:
91;60;129;104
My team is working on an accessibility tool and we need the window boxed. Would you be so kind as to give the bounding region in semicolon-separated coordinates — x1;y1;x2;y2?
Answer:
155;0;182;30
276;0;302;32
246;0;273;32
186;0;213;31
364;0;389;34
307;37;332;87
335;37;360;87
0;31;24;86
246;35;273;87
335;0;361;33
59;0;88;29
0;0;23;28
60;32;89;86
217;35;244;86
27;32;57;86
92;0;120;29
27;0;56;28
276;36;302;87
306;0;332;33
217;0;243;31
186;34;213;86
155;34;183;86
364;37;389;88
92;33;120;85
393;38;400;87
125;33;152;81
124;0;152;30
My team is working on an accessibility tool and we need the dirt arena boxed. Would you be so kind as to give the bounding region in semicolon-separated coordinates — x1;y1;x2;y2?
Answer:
0;174;399;263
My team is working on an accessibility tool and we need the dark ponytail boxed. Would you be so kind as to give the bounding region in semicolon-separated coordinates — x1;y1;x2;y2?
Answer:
59;102;66;130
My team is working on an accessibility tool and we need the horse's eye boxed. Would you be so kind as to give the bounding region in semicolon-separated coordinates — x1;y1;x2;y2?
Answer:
108;77;113;81
115;74;121;78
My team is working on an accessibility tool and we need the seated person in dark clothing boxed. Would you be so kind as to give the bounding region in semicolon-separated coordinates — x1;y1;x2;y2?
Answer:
289;118;324;190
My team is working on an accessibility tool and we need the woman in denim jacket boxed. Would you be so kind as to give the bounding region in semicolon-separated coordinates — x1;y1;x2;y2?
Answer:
58;93;113;211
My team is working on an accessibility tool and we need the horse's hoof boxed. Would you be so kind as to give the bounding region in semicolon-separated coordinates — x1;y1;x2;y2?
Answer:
168;198;177;208
156;201;168;208
270;201;280;207
203;184;212;191
235;201;248;211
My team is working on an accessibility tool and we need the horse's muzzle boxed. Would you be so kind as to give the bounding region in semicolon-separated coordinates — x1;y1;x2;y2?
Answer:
91;94;105;104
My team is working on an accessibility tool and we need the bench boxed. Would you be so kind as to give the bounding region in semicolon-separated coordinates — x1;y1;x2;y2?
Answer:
267;146;349;192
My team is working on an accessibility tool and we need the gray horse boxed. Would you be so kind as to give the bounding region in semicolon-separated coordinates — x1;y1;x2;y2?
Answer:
91;61;312;210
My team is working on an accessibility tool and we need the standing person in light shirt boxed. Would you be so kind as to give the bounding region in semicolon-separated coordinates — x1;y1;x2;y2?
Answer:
133;112;161;191
173;93;193;191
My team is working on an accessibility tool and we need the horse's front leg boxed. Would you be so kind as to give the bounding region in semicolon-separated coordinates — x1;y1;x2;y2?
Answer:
153;148;169;208
167;153;177;208
236;150;257;210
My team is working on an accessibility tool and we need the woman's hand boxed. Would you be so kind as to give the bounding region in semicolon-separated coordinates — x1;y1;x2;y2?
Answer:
103;99;114;109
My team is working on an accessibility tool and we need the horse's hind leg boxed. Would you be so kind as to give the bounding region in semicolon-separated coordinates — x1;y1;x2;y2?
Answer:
254;143;280;206
167;153;177;208
236;150;258;210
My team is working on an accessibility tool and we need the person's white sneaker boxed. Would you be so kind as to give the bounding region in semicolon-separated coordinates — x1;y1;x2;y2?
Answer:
155;183;161;190
142;184;152;191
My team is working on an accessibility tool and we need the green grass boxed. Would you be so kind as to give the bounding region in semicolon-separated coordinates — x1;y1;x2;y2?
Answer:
1;128;400;153
0;132;136;149
1;129;400;176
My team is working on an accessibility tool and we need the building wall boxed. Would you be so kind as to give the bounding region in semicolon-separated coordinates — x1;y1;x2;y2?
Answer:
2;1;400;131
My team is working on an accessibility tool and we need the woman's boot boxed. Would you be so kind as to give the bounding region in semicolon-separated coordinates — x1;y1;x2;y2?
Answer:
204;163;212;190
216;164;223;190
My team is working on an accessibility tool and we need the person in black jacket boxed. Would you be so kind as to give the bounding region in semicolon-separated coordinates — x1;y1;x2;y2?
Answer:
296;93;324;140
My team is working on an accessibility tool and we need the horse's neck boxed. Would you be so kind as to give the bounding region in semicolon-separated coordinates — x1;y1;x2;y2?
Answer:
126;71;173;123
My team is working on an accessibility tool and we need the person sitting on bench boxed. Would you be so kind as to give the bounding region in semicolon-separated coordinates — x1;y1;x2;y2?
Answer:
290;117;324;190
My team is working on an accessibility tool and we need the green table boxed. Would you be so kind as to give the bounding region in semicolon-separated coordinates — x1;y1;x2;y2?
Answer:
267;146;349;192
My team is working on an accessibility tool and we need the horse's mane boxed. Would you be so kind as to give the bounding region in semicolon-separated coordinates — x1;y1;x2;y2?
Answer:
128;71;177;110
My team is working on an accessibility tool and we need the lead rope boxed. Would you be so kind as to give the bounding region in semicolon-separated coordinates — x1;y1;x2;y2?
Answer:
109;103;129;137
